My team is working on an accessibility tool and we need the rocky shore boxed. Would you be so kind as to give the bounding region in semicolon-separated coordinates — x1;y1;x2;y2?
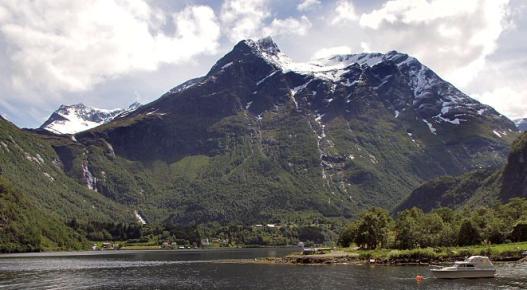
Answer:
246;250;527;266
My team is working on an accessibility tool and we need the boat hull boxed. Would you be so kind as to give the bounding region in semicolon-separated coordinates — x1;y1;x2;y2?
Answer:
430;269;496;279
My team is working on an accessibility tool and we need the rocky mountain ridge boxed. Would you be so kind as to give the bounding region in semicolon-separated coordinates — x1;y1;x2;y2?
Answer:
40;102;141;135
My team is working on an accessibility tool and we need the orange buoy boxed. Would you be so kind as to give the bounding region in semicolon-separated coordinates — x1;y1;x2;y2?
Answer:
416;275;425;282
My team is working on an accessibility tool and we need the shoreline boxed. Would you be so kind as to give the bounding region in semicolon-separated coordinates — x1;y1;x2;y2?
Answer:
251;254;527;266
3;241;527;267
2;247;526;267
245;248;527;266
212;254;527;266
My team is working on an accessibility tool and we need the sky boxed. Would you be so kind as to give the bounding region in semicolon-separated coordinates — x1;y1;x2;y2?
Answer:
0;0;525;128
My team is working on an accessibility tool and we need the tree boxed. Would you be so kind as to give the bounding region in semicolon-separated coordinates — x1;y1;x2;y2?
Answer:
510;222;527;242
457;220;481;246
338;222;359;247
420;213;446;247
394;208;447;249
437;225;457;247
353;208;392;249
394;208;422;249
482;218;507;244
497;198;527;225
298;226;325;245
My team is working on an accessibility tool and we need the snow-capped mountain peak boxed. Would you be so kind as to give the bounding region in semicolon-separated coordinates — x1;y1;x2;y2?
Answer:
233;38;497;129
40;102;141;135
241;38;413;83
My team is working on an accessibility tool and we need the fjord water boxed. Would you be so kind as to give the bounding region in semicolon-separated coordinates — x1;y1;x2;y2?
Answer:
1;248;526;289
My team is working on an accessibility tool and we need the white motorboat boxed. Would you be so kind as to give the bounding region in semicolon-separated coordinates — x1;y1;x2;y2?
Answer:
430;256;496;279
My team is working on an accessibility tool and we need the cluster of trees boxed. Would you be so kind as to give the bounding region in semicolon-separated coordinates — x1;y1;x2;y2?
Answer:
339;198;527;249
68;220;143;242
68;220;202;246
68;220;334;248
196;223;331;247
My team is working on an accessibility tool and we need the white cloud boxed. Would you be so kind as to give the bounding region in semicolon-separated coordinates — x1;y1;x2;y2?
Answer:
220;0;269;41
359;0;480;29
466;54;527;119
332;0;358;25
263;16;312;37
221;0;312;41
312;46;352;59
0;0;220;95
0;0;525;127
297;0;321;11
360;42;371;52
472;86;527;120
356;0;511;87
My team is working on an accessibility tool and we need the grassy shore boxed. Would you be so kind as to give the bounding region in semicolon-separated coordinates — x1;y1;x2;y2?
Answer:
259;242;527;265
343;242;527;263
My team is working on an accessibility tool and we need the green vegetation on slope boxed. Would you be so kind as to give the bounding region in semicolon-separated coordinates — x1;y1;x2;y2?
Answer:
0;118;132;252
0;177;86;252
0;120;130;223
397;132;527;212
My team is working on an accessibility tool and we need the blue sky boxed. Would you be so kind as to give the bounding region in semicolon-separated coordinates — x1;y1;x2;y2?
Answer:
0;0;525;128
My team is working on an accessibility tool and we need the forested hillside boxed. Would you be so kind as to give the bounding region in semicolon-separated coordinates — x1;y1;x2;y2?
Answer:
397;133;527;212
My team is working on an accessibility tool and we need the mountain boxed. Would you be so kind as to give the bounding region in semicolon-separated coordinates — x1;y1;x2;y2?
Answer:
40;102;141;135
0;37;520;249
52;37;516;225
515;118;527;132
396;132;527;212
0;116;131;251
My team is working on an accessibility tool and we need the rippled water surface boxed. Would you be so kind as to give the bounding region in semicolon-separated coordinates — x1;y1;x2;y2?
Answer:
1;248;527;289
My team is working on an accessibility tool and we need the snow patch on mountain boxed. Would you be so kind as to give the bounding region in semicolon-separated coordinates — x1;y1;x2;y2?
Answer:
422;119;437;135
41;102;141;135
245;37;385;82
169;77;204;94
243;37;500;129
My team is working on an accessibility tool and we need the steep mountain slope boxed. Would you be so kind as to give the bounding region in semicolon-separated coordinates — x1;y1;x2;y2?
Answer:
40;102;141;135
0;116;132;251
396;132;527;212
0;176;85;252
500;132;527;200
515;118;527;132
52;38;517;225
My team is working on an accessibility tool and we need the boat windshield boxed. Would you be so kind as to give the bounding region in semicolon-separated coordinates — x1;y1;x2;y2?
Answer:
465;256;493;267
458;264;475;267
